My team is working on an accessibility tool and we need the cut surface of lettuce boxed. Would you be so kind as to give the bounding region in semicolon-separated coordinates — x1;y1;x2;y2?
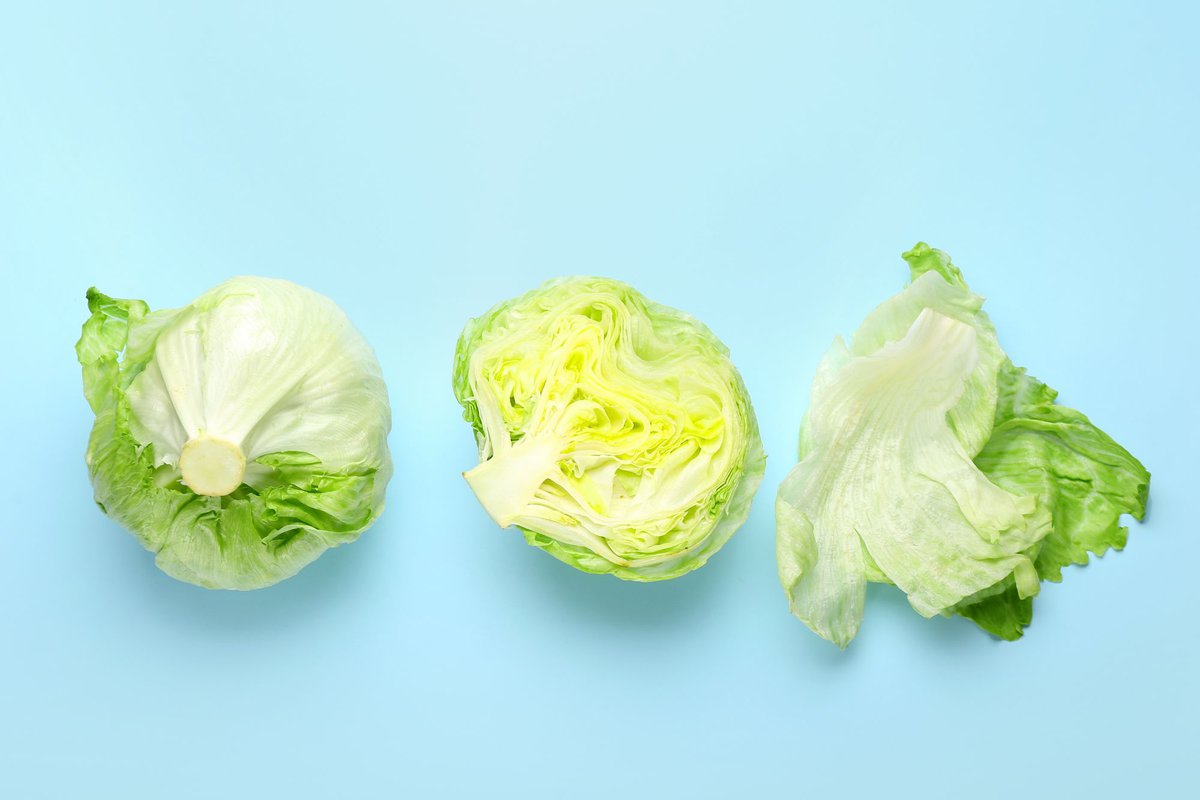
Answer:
777;244;1149;646
454;276;765;581
77;278;392;590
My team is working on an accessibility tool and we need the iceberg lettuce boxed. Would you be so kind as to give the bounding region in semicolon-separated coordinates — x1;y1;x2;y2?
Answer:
776;244;1149;646
77;277;392;590
454;277;765;580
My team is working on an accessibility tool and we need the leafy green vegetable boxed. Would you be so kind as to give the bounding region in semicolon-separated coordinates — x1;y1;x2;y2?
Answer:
777;244;1149;646
955;362;1150;639
454;276;765;580
77;278;392;590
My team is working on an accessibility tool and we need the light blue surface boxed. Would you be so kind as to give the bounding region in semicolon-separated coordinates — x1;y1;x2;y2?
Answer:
1;2;1196;797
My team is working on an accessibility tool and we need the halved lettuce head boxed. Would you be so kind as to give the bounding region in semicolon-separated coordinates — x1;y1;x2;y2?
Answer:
453;276;765;581
777;244;1149;646
77;277;392;590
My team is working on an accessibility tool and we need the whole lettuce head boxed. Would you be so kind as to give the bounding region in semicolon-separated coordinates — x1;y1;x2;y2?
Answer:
453;276;765;581
77;277;392;590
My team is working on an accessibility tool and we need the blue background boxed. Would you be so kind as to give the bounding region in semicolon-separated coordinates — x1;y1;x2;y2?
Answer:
1;2;1195;797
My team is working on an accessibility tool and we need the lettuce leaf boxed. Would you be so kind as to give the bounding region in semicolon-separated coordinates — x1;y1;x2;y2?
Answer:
955;362;1150;639
777;244;1149;646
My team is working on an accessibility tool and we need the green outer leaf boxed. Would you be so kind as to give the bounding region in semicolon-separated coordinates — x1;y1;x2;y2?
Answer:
953;361;1151;638
957;584;1032;642
77;285;390;590
903;240;968;289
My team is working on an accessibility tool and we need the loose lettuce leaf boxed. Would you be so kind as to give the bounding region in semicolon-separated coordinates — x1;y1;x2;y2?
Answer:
777;303;1048;647
77;280;392;590
454;276;765;581
777;243;1149;646
954;362;1150;639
